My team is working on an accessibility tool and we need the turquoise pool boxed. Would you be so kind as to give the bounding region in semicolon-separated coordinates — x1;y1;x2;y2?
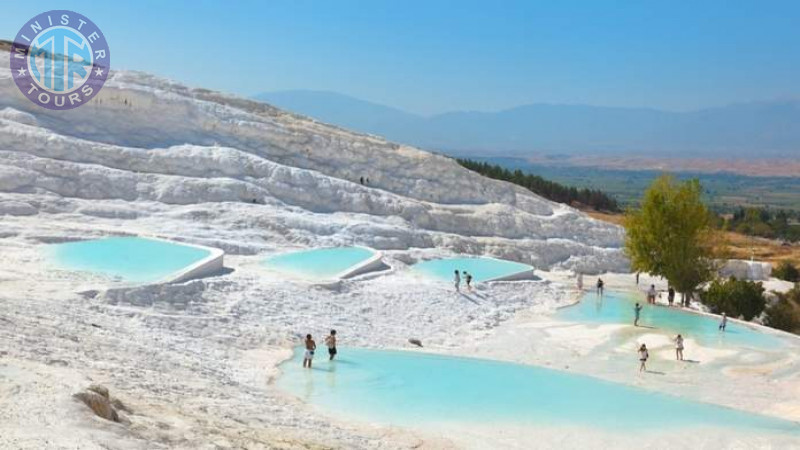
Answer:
263;246;376;280
278;347;799;434
556;291;786;349
413;257;533;282
49;237;212;284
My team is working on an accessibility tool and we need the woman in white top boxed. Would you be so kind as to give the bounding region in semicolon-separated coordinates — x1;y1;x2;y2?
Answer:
638;343;649;372
674;334;684;361
647;285;657;304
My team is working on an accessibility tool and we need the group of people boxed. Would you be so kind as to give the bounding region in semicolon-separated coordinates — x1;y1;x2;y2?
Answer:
454;270;474;292
304;272;733;372
637;334;685;371
634;285;730;372
645;284;676;305
302;330;338;368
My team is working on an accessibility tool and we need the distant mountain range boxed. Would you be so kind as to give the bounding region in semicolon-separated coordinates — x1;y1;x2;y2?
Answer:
254;90;800;158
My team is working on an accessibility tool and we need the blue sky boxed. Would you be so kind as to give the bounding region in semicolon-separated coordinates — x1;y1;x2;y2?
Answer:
3;1;800;115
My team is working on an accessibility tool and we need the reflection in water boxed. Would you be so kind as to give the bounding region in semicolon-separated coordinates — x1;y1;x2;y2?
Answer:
299;361;339;401
326;361;338;390
301;368;315;401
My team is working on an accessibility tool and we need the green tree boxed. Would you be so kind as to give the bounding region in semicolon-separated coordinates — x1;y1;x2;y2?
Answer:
624;175;716;296
773;261;800;283
700;277;766;320
765;284;800;333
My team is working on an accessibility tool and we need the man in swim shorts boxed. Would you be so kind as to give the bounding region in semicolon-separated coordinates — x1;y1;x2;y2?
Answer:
303;334;316;368
325;329;337;361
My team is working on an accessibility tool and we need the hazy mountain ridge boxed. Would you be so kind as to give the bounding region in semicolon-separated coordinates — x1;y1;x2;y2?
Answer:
255;91;800;158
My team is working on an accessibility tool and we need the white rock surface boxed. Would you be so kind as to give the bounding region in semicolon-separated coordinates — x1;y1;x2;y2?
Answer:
0;54;626;273
4;52;796;449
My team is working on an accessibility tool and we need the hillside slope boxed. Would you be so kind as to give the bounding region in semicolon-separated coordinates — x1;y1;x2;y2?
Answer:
0;51;628;448
0;57;625;272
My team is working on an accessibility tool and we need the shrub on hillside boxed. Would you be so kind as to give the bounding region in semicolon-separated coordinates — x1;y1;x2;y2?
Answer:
773;261;800;283
700;277;766;321
765;284;800;333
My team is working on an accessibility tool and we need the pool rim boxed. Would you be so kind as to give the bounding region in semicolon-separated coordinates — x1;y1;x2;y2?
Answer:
49;234;225;286
412;255;536;282
262;245;385;282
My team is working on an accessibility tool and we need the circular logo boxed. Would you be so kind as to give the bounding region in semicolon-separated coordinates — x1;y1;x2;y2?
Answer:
9;10;110;110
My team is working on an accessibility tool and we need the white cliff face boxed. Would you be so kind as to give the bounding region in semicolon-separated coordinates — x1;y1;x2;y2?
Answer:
0;55;625;272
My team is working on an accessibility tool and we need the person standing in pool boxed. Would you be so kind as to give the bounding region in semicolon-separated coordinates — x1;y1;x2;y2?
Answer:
674;334;684;361
454;270;461;292
325;330;337;361
303;334;316;368
638;343;649;372
634;302;643;326
719;312;727;331
596;278;604;296
465;272;473;292
646;284;657;304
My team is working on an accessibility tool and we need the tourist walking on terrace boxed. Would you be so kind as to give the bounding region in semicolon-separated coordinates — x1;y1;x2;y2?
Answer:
667;287;675;307
596;278;604;296
454;270;461;292
646;284;657;304
325;330;337;361
634;302;643;327
303;334;316;368
465;272;473;292
674;334;684;361
638;344;649;372
719;312;727;331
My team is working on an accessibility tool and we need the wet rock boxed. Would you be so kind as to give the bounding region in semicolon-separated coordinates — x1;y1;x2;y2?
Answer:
74;391;119;422
111;398;133;414
73;385;125;423
87;384;109;399
408;338;423;347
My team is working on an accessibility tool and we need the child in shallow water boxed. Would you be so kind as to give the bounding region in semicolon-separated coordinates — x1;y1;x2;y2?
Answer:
303;334;316;368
